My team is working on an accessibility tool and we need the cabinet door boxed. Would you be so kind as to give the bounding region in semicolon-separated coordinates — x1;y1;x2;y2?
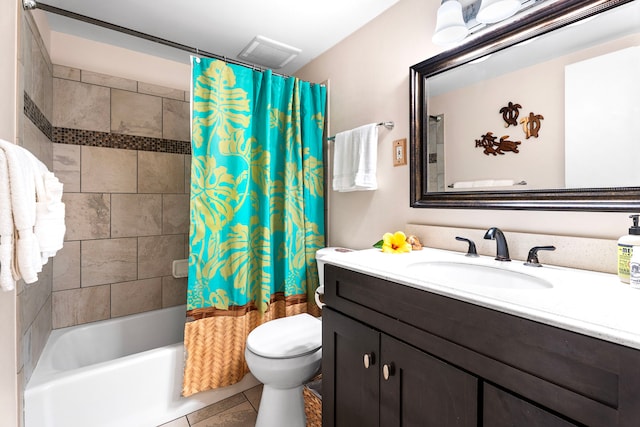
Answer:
483;383;580;427
380;334;478;427
323;308;380;427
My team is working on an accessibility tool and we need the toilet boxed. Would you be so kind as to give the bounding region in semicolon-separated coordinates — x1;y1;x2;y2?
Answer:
244;247;351;427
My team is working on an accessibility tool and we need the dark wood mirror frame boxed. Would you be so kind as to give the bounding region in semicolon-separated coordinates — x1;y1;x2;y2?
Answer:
410;0;640;211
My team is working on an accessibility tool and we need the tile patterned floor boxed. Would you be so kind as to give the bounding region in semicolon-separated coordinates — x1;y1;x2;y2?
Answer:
158;384;262;427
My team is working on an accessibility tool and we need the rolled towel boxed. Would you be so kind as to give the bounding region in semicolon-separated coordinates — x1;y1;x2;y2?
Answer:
452;179;516;188
471;180;495;187
492;179;515;187
452;181;474;189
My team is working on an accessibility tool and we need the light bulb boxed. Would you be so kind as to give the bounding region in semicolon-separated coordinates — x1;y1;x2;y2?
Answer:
476;0;521;24
432;1;469;46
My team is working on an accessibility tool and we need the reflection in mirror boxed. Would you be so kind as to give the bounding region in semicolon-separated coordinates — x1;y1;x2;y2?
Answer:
410;0;640;211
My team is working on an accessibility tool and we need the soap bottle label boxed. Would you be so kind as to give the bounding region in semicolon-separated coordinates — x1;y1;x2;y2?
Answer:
631;247;640;289
618;244;633;282
631;264;640;289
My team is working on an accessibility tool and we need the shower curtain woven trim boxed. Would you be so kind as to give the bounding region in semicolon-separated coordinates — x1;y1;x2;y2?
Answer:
186;293;308;320
182;300;318;396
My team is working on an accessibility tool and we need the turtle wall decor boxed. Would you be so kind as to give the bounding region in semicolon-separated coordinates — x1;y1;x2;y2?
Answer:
520;112;544;138
475;101;544;155
499;101;522;127
475;132;521;156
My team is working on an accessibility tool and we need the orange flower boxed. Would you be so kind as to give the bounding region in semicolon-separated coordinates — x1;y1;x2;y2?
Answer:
382;231;412;254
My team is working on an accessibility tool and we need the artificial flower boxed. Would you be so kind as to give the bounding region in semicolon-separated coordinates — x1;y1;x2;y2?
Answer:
381;231;412;254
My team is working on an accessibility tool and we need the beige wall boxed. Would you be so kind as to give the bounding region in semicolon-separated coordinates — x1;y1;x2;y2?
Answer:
433;33;640;189
0;0;19;424
432;57;565;189
295;0;631;250
50;30;190;92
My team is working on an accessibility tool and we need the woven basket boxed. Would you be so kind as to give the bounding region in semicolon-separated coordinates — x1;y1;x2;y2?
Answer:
303;375;322;427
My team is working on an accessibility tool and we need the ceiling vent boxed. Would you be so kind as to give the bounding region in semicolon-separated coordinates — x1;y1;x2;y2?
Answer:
238;35;301;69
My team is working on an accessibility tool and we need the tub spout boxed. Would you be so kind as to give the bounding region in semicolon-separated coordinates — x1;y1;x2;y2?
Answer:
484;227;511;261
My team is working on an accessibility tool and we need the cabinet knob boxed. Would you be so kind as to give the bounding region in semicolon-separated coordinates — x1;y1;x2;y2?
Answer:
382;363;395;380
363;353;375;369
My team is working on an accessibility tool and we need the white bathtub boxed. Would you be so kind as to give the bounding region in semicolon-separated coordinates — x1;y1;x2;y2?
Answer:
25;305;259;427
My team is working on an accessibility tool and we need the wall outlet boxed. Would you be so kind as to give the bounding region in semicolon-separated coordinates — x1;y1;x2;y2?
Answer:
393;138;407;166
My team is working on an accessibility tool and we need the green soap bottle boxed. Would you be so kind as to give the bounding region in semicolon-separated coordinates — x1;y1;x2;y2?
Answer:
618;214;640;283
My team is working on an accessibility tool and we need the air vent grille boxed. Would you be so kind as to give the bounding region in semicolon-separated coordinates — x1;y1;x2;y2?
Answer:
238;35;301;69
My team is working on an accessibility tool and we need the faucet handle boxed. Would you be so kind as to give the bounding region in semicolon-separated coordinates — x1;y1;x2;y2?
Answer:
455;236;479;257
525;246;556;267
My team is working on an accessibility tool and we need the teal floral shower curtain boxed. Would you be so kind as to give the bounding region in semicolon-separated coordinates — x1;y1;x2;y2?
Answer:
183;57;326;395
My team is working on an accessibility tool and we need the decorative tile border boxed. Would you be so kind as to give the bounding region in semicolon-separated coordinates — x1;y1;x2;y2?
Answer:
24;91;191;155
53;127;191;154
24;92;52;140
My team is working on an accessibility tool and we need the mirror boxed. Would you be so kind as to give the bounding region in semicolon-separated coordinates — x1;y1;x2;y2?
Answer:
410;0;640;211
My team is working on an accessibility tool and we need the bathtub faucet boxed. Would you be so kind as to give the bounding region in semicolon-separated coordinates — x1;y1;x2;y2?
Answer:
484;227;510;261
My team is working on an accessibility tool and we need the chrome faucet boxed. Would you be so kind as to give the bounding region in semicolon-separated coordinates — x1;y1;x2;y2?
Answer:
484;227;511;261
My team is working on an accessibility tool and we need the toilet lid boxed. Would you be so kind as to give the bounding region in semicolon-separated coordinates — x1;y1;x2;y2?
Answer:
246;313;322;359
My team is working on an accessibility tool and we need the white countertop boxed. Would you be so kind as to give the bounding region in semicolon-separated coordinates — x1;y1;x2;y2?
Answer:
322;247;640;350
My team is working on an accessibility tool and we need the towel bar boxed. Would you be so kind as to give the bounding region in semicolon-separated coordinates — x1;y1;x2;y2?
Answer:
327;121;394;141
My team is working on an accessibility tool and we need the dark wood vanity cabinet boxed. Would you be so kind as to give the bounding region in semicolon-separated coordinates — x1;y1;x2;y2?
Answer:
323;308;379;426
483;384;579;427
323;308;477;427
322;264;640;427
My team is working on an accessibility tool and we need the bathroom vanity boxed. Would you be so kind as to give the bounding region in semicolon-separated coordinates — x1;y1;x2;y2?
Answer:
321;249;640;427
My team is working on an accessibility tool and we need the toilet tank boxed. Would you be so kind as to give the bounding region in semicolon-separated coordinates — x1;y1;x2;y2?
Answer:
315;247;353;286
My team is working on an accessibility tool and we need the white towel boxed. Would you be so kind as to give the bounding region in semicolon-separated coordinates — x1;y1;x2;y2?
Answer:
332;123;378;192
0;150;16;291
451;181;474;189
30;155;65;261
0;140;41;283
452;179;515;188
0;139;66;288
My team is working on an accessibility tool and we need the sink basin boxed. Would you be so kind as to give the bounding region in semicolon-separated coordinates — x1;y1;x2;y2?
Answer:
405;261;553;290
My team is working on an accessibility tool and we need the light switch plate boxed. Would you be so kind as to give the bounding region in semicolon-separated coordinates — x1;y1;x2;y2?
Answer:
393;138;407;166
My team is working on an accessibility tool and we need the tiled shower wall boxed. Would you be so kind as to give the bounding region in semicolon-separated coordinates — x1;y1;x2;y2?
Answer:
18;9;54;391
50;65;191;329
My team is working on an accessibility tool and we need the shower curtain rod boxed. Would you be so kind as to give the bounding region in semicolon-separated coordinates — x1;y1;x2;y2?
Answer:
327;121;394;141
22;0;293;79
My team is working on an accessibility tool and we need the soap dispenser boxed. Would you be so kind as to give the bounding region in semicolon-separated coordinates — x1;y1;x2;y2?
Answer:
618;214;640;283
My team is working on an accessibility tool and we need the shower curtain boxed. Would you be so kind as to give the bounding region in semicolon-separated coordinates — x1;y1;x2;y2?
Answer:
183;57;327;396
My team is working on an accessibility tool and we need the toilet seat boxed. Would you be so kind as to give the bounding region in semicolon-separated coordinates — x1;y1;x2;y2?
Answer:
246;313;322;359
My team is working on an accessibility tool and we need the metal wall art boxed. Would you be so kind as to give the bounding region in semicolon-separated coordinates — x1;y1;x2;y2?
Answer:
520;112;544;138
499;101;521;127
475;101;544;155
475;132;521;155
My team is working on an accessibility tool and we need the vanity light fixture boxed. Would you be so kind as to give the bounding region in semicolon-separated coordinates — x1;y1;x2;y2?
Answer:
476;0;522;24
433;0;532;46
432;0;469;46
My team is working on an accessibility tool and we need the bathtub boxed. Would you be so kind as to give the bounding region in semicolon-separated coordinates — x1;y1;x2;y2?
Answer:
25;305;260;427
